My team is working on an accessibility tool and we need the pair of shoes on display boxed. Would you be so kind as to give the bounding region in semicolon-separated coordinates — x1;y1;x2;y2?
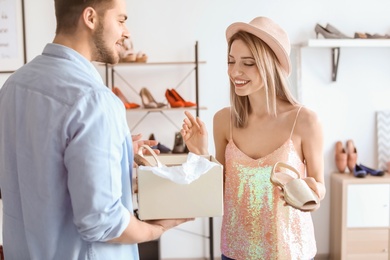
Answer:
112;86;140;109
120;38;148;63
334;140;357;173
149;133;172;153
354;32;390;39
165;89;197;108
314;23;352;39
139;87;166;109
334;140;385;178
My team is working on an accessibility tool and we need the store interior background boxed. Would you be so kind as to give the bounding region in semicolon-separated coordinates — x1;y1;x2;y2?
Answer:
2;0;390;259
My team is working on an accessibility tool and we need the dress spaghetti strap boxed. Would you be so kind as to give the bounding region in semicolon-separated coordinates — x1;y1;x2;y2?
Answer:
289;106;303;140
229;107;233;140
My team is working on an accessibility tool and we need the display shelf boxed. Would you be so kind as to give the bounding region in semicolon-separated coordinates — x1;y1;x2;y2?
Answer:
303;39;390;48
128;107;207;131
300;39;390;81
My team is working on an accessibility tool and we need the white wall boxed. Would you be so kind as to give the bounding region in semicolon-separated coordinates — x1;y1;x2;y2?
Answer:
2;0;390;258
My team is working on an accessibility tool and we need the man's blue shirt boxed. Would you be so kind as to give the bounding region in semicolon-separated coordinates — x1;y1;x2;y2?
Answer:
0;43;139;259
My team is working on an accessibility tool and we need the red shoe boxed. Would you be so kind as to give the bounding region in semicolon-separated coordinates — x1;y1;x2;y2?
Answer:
112;86;140;109
170;89;196;107
165;89;184;108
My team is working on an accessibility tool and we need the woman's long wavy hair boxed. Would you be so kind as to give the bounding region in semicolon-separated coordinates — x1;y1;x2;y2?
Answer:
228;31;299;128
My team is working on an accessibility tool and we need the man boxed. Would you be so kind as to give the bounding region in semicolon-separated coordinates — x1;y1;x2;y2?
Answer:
0;0;190;259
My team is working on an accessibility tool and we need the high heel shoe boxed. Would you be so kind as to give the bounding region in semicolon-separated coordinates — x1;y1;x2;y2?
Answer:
165;89;184;108
346;139;358;173
315;24;350;39
335;141;347;173
169;89;196;107
325;24;352;39
112;87;140;109
139;87;166;109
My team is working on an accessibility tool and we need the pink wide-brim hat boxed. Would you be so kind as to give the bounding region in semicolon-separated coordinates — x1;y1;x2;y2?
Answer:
226;16;291;76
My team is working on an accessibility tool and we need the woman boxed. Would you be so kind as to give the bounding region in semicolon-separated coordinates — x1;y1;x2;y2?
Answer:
181;17;326;260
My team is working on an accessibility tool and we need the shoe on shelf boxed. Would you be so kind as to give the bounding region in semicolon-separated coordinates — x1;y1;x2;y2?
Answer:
353;164;367;178
366;33;390;39
135;51;148;63
139;87;166;109
346;139;357;173
354;32;390;39
165;89;184;108
149;133;172;153
325;24;352;39
358;164;385;176
112;86;140;109
172;132;187;154
335;141;347;173
156;143;172;153
120;38;148;63
354;32;368;39
120;38;136;62
170;89;196;107
315;24;345;39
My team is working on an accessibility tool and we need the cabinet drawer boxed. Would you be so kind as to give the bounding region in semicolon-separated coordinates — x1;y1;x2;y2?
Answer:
346;229;389;259
347;184;390;227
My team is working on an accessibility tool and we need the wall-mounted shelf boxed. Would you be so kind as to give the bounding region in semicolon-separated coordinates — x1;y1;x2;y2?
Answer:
300;39;390;81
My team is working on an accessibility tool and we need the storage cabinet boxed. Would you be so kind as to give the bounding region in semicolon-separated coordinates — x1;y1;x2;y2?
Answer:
330;173;390;260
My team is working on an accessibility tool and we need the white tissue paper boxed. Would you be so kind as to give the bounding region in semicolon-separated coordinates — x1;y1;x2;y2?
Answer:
138;152;219;184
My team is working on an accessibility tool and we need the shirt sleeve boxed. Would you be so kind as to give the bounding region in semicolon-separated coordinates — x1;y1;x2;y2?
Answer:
63;89;131;242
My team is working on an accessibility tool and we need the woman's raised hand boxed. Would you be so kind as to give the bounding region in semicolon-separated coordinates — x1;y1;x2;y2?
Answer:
180;111;209;155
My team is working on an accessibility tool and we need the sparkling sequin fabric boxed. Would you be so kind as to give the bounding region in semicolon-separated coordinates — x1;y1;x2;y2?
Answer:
221;134;317;260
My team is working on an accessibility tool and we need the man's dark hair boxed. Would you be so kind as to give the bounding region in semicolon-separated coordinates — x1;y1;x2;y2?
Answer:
54;0;114;34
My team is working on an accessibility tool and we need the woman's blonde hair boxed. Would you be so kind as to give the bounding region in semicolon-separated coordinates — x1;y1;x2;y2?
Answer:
228;31;298;128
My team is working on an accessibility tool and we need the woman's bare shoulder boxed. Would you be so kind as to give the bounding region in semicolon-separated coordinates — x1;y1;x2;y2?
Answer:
213;107;231;138
213;107;230;122
296;106;322;134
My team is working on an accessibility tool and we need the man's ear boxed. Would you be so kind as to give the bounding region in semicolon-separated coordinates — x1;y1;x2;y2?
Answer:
82;7;98;30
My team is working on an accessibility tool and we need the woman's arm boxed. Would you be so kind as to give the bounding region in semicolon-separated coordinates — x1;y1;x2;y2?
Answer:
298;108;326;201
213;108;230;169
